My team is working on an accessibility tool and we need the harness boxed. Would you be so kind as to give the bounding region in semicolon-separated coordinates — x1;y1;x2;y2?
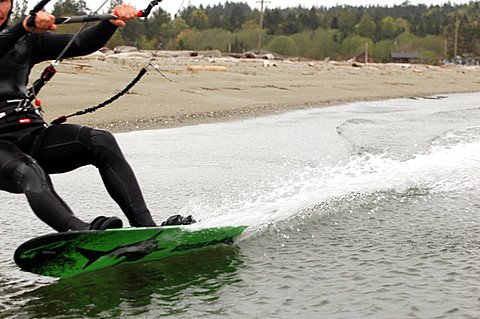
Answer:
0;99;45;132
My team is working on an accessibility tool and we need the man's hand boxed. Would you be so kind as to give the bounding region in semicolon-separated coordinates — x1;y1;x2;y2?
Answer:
110;4;138;27
23;11;57;33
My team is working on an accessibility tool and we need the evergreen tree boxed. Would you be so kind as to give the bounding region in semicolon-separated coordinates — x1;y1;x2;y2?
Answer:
337;8;357;41
299;8;320;31
355;14;376;39
282;11;300;35
189;9;209;30
225;3;249;31
263;8;284;35
108;0;123;13
95;2;480;62
52;0;89;16
11;0;28;24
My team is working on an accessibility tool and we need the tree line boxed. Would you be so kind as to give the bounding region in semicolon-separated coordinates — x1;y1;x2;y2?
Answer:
12;0;480;63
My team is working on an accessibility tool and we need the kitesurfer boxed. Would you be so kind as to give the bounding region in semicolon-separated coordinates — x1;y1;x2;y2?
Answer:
0;0;193;231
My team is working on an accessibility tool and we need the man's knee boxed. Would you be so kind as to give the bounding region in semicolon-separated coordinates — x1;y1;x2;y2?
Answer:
89;129;123;162
90;129;116;147
0;157;48;193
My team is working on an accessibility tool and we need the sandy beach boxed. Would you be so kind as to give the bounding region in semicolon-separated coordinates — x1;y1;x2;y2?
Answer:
32;51;480;132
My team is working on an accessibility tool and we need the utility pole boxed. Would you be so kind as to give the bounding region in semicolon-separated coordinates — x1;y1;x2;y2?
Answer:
444;38;447;60
365;42;368;65
454;14;460;61
257;0;270;52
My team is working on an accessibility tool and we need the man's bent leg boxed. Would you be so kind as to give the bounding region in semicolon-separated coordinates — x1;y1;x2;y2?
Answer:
35;125;156;227
0;143;88;231
89;129;156;227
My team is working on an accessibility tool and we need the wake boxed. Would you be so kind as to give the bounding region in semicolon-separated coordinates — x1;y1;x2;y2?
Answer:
190;138;480;231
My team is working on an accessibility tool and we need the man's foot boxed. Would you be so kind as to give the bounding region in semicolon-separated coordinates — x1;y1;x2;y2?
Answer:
88;216;123;230
160;214;196;226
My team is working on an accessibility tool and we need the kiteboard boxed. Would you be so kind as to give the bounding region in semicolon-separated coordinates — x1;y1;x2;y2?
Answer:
14;225;247;278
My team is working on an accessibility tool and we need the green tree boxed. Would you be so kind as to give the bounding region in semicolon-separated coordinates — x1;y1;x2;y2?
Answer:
108;0;123;13
310;29;338;59
339;35;374;59
291;32;312;56
198;28;232;50
105;31;125;48
419;50;438;64
118;19;146;46
299;7;320;30
337;9;357;40
263;8;285;35
138;35;159;50
162;18;189;49
447;5;480;57
231;28;261;52
144;8;171;40
395;32;419;51
291;29;338;60
266;35;299;56
11;0;28;24
52;0;89;16
176;29;197;50
188;9;209;30
226;3;247;31
374;39;395;62
205;4;224;29
55;1;480;63
355;14;376;39
414;34;444;54
282;11;299;35
380;16;410;39
177;28;232;51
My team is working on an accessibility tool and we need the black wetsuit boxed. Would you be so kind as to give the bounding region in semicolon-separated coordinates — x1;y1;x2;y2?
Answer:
0;21;156;231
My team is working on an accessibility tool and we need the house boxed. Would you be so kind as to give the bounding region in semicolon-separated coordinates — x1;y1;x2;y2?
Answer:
390;51;419;63
354;51;374;63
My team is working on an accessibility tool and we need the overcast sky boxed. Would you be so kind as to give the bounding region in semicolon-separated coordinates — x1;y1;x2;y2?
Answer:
47;1;472;16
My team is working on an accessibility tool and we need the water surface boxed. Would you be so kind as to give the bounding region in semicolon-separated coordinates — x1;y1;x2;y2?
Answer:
1;93;480;318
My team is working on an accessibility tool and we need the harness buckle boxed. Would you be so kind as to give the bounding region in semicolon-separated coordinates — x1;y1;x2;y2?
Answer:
13;99;34;112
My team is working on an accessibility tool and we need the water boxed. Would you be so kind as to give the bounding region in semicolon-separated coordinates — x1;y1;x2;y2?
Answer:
1;93;480;318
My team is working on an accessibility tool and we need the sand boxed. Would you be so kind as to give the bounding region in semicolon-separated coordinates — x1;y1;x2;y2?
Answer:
31;51;480;132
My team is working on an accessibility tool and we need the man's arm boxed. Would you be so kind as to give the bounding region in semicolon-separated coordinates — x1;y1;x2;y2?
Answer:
31;21;118;64
0;10;57;59
0;22;28;58
30;4;139;64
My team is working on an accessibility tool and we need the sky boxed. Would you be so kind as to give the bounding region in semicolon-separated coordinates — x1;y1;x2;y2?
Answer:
44;0;472;17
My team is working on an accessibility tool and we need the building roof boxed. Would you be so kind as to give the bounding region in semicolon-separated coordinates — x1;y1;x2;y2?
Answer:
391;51;419;59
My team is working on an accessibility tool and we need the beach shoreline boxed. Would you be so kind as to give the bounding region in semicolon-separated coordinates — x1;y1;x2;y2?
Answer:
33;52;480;132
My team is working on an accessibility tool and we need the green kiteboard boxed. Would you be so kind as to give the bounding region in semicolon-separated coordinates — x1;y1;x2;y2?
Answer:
14;225;247;278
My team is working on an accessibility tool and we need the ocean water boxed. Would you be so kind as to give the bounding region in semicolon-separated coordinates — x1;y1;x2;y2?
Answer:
1;93;480;318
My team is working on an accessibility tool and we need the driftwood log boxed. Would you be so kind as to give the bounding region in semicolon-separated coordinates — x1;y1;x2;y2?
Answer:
186;65;227;72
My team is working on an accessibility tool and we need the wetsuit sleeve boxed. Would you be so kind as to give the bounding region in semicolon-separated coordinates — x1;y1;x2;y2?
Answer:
31;21;118;64
0;22;28;58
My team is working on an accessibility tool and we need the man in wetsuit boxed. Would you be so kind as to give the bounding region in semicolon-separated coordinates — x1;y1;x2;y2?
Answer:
0;0;193;231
